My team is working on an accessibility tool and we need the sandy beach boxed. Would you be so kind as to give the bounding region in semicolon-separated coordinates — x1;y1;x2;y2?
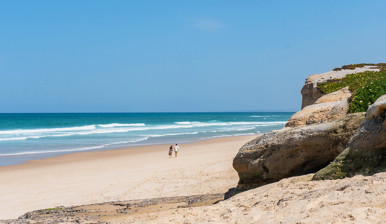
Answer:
0;135;258;220
132;173;386;224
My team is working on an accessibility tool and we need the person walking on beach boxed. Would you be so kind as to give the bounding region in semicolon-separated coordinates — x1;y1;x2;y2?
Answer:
174;144;180;158
168;145;173;158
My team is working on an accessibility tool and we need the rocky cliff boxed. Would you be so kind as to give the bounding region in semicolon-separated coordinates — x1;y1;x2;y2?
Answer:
313;95;386;180
286;87;351;127
231;113;364;193
231;65;385;196
300;66;379;109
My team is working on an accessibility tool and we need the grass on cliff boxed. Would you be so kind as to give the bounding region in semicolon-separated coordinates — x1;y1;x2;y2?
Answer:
333;63;386;72
43;207;63;211
317;71;386;113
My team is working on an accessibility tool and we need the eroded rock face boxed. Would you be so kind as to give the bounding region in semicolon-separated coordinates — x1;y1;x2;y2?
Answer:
287;87;351;127
313;95;386;180
300;66;379;108
232;113;365;191
301;83;323;109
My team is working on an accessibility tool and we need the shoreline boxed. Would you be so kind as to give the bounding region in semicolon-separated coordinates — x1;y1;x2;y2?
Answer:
0;112;292;167
0;134;259;219
0;133;258;170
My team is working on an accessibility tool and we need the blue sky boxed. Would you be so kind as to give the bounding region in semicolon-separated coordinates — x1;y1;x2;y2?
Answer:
1;0;386;112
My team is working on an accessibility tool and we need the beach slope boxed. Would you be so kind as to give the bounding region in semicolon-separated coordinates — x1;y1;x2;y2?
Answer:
0;135;258;220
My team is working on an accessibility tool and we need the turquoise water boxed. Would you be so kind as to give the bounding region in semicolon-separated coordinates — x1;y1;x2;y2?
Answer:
0;112;293;166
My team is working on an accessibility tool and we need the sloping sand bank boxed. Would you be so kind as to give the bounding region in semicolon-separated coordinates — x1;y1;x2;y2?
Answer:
116;173;386;224
0;135;257;220
7;173;385;223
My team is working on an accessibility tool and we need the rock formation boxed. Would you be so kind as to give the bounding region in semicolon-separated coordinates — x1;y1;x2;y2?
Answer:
286;87;351;127
313;95;386;180
229;66;384;196
232;113;365;192
300;66;378;108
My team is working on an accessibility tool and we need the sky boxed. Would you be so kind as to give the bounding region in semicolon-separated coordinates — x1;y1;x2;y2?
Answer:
1;0;386;113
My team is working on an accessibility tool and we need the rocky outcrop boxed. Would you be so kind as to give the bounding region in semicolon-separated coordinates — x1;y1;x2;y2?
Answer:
229;66;383;196
181;173;386;224
4;194;224;224
300;66;379;108
313;95;386;180
232;113;365;191
286;87;351;127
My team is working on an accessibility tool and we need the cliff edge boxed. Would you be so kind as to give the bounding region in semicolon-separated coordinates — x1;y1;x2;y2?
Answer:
230;64;386;196
300;65;379;108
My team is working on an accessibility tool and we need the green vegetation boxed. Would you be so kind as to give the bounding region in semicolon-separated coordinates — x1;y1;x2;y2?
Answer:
313;146;386;180
40;207;63;212
333;63;386;72
318;71;386;113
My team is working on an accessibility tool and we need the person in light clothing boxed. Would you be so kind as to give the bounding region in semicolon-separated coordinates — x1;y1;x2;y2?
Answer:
174;144;180;158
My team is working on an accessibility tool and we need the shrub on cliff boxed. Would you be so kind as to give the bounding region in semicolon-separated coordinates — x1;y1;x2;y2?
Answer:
317;71;386;113
332;63;386;71
349;78;386;112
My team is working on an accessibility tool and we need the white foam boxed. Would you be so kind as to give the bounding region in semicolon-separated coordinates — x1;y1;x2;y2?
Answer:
211;132;256;138
227;121;286;125
0;133;76;142
0;137;29;141
217;127;256;132
0;145;105;157
250;115;280;118
0;125;96;135
146;132;199;138
173;121;286;128
0;121;286;142
0;137;150;157
98;123;145;128
103;137;150;146
174;121;201;125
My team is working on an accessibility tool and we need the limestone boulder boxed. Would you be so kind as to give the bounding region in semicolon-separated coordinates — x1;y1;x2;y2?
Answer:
313;95;386;180
232;112;365;191
286;87;351;127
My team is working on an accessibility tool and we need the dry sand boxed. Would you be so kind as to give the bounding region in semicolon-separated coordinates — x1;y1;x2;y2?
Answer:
116;173;386;224
0;135;257;220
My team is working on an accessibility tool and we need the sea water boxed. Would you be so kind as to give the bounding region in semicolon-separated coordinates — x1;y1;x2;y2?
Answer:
0;112;293;166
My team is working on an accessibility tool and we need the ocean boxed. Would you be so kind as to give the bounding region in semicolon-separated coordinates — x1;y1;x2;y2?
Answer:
0;112;293;166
